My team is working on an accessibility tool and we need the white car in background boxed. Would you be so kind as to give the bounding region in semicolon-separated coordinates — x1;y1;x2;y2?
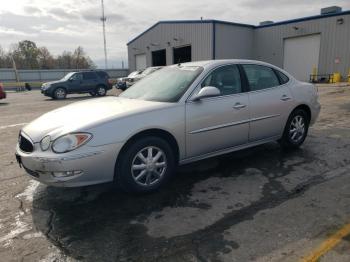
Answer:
126;66;163;88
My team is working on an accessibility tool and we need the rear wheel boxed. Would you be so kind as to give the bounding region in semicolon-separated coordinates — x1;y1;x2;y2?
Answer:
115;136;176;193
53;87;67;100
279;109;309;149
96;85;107;96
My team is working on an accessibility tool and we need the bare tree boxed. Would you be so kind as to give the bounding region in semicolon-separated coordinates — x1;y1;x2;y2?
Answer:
0;41;96;70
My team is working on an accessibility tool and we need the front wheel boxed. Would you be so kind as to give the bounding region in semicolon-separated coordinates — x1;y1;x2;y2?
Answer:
115;136;176;193
53;88;67;100
279;109;309;149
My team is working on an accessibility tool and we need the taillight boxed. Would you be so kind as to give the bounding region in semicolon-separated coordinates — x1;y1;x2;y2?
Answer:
108;79;113;84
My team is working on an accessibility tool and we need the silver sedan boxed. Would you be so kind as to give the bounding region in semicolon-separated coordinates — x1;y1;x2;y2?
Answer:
15;60;320;193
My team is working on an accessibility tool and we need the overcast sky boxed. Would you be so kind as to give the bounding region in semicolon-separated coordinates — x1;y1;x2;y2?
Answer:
1;0;349;68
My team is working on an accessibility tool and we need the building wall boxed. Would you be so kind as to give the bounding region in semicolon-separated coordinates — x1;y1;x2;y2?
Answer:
215;23;254;59
254;13;350;78
127;22;213;71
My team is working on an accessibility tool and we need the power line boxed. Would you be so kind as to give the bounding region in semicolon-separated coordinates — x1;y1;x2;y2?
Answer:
100;0;108;69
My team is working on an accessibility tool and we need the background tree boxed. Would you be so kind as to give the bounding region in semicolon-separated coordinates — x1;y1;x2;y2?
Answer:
17;40;40;69
0;45;12;68
38;47;54;69
0;40;96;70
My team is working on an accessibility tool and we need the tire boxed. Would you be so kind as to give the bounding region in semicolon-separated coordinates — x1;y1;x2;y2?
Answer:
96;85;107;96
53;87;67;100
279;109;309;149
115;136;176;193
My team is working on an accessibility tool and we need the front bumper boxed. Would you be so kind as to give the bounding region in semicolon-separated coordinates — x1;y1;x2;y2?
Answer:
16;142;123;187
41;88;52;96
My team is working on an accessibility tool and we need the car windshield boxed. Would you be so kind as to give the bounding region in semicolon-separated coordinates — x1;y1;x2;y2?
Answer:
62;72;75;80
120;65;203;102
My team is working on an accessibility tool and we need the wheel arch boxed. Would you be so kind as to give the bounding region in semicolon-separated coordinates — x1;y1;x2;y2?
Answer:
292;104;311;123
115;128;180;176
96;83;107;89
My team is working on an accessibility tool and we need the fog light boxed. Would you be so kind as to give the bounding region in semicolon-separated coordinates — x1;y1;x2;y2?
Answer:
52;170;83;178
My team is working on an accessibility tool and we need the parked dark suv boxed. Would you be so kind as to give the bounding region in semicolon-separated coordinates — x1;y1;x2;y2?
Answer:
41;71;112;99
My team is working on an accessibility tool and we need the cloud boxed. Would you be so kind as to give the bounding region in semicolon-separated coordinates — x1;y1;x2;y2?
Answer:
1;0;350;68
48;7;79;20
23;6;42;15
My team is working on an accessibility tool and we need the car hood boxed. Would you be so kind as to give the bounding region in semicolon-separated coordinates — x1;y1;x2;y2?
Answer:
44;80;63;86
22;96;173;142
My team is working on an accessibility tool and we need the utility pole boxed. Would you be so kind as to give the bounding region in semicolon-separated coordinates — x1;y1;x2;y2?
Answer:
100;0;108;69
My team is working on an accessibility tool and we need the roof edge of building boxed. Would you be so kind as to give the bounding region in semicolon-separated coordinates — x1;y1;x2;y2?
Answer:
127;20;254;46
127;10;350;45
256;9;350;28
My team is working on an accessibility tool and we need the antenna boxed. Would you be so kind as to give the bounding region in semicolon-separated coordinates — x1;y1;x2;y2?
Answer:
100;0;108;69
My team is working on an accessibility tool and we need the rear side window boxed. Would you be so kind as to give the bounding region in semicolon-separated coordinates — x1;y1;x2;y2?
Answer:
82;72;97;80
275;70;289;84
242;64;280;91
96;71;109;79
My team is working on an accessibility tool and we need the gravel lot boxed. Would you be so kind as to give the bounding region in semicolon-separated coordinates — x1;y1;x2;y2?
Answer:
1;85;350;262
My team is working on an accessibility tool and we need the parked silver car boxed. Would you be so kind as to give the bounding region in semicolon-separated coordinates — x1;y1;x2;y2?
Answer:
15;60;320;193
126;66;163;88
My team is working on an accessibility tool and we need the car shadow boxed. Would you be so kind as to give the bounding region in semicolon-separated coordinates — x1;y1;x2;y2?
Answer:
0;102;9;106
31;143;308;261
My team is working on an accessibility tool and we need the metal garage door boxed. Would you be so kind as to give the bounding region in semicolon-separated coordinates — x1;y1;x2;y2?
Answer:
135;54;146;70
283;34;320;81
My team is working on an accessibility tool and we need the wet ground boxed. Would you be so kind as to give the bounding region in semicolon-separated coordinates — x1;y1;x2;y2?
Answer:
1;85;350;261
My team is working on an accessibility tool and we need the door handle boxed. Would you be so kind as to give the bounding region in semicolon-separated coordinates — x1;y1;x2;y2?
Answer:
233;103;247;109
281;95;291;101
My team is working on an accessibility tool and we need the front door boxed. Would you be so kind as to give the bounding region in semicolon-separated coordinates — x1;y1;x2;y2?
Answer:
185;64;250;158
68;73;83;93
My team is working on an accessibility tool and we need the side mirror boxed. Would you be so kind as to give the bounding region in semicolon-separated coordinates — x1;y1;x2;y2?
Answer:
192;86;221;101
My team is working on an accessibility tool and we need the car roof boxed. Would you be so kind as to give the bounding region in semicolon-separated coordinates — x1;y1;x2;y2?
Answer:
168;59;295;79
176;59;276;67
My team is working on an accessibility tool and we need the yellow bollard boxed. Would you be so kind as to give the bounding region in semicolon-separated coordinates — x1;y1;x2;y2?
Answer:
333;72;341;83
312;66;317;82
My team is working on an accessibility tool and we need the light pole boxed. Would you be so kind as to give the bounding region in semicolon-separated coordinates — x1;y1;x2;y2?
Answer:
100;0;108;69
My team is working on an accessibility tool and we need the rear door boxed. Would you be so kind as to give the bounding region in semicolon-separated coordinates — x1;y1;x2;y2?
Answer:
185;64;250;158
81;72;98;91
242;64;294;141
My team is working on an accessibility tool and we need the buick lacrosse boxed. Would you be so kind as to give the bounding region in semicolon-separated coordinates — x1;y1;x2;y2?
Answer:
16;60;320;193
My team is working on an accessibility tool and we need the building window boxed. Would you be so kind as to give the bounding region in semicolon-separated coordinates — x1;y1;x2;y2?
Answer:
152;49;166;66
173;45;191;64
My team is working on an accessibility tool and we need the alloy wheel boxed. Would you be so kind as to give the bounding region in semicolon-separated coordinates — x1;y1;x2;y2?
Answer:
131;146;167;187
289;115;305;143
97;87;106;96
55;88;66;99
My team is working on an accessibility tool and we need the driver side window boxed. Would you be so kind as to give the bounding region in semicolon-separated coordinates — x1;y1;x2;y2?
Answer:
201;65;242;96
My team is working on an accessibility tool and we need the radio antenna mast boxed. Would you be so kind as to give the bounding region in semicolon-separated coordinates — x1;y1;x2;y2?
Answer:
100;0;108;69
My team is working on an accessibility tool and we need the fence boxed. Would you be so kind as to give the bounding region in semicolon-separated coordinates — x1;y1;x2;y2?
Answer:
0;68;129;82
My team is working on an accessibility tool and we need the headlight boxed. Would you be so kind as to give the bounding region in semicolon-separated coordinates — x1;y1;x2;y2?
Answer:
40;135;51;151
52;133;92;153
